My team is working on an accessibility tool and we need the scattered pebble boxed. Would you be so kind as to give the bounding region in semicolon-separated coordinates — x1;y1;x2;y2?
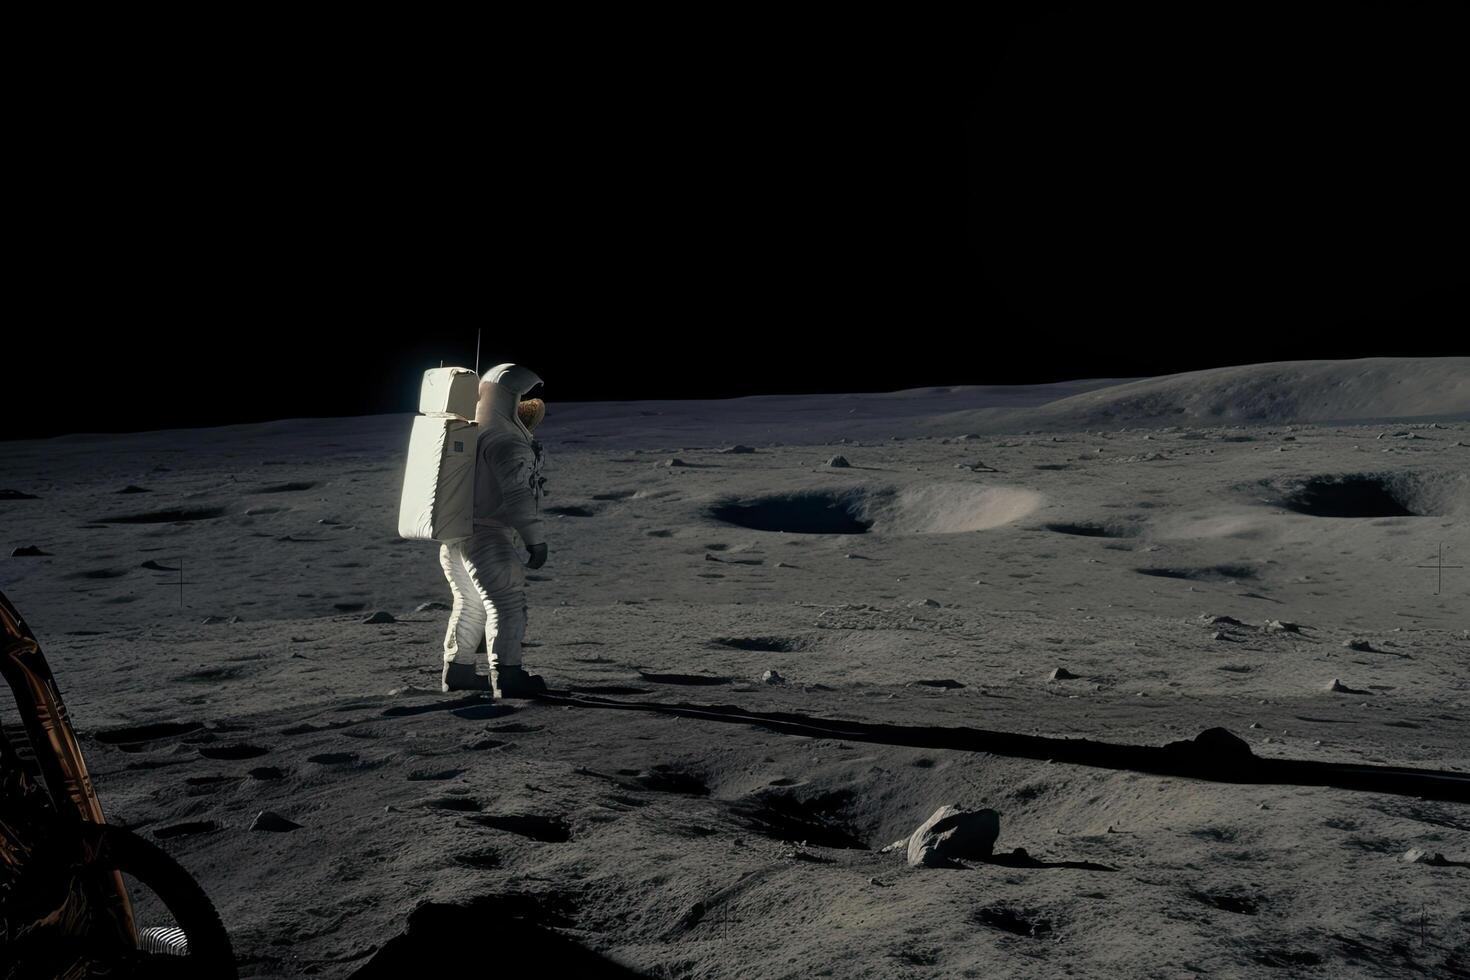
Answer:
827;455;851;468
1264;620;1301;633
10;546;50;557
1343;639;1373;652
658;458;687;468
1049;667;1078;681
761;670;786;686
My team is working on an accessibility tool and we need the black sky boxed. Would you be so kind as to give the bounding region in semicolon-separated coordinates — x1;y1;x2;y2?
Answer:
7;4;1465;439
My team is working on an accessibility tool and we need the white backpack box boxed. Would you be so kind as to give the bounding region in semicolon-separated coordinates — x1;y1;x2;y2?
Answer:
398;367;479;542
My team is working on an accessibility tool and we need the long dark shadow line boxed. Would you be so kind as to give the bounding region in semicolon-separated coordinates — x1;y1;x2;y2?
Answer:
533;691;1470;804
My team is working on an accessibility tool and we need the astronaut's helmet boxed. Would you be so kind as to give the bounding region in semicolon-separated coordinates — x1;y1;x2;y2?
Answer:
481;363;544;430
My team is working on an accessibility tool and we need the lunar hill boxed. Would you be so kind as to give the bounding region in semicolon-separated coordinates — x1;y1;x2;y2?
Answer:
921;357;1470;436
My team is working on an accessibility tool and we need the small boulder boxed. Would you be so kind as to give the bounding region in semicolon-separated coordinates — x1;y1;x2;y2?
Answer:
1402;848;1446;865
250;810;302;832
363;611;396;624
720;445;756;454
906;805;1000;868
761;669;786;686
415;601;451;612
1264;620;1301;633
1343;639;1373;652
1048;667;1077;681
658;458;687;468
827;455;851;468
11;546;51;557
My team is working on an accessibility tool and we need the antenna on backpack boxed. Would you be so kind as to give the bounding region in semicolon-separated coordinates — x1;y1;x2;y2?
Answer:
475;329;481;376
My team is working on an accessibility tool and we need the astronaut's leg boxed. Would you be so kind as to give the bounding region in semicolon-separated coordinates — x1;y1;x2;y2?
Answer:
462;530;545;697
439;542;490;692
460;530;525;669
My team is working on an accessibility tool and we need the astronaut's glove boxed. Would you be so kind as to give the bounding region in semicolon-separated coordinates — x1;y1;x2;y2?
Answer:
526;542;549;570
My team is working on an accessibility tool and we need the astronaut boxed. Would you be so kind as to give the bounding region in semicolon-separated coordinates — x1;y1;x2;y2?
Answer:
438;363;549;698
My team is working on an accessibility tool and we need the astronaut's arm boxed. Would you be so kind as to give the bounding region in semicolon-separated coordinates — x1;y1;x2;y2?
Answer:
490;440;546;550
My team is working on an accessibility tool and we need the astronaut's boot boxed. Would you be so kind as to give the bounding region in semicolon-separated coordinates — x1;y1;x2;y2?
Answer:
442;661;491;694
490;665;547;699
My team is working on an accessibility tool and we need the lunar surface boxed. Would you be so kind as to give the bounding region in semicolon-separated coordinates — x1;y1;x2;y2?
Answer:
2;357;1467;978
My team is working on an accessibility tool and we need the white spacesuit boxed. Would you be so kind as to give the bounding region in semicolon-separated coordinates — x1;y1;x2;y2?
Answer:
439;363;549;698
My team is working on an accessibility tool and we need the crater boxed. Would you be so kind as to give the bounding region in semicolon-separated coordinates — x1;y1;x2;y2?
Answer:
712;485;1042;535
1261;472;1461;518
709;490;873;534
96;507;227;524
632;765;710;796
972;906;1054;938
730;788;869;850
